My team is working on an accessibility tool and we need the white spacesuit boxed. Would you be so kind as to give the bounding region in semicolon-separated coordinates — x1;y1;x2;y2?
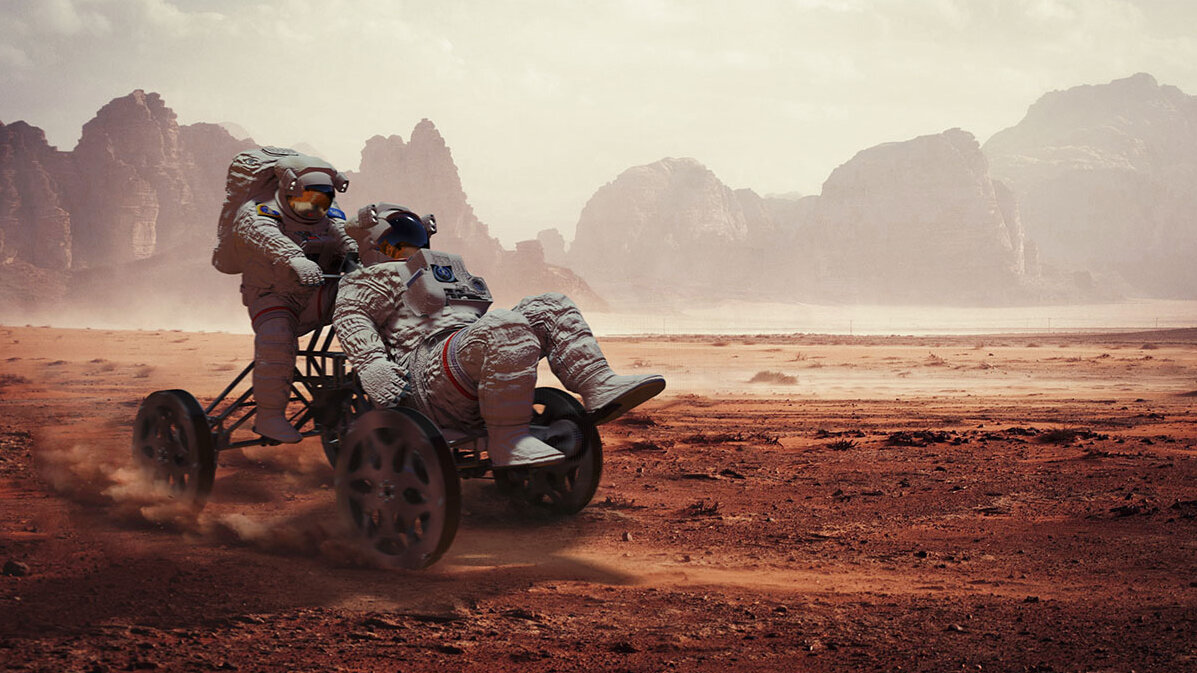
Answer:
231;154;357;443
333;203;665;468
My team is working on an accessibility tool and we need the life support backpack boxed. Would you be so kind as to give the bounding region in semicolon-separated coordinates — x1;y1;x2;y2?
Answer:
211;146;299;274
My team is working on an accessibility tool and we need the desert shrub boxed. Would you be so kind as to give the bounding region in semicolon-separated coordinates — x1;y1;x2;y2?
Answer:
749;370;797;384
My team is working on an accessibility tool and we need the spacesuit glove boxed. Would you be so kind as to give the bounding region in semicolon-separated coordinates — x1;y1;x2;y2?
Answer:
287;257;325;286
356;360;411;409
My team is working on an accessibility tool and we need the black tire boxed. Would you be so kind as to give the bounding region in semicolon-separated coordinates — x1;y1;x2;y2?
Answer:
316;387;370;468
335;408;461;569
131;389;216;508
493;388;603;514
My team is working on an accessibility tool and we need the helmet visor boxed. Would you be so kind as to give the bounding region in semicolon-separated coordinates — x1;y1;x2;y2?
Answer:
288;187;334;219
378;212;429;249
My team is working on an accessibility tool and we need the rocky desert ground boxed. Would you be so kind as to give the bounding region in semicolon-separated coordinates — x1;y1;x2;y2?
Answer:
1;325;1195;672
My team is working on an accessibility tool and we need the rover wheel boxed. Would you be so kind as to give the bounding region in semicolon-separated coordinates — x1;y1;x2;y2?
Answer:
335;408;461;569
131;389;216;508
494;387;603;514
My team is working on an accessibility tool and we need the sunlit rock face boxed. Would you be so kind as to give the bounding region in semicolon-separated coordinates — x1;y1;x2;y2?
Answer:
0;121;72;269
345;121;504;271
178;121;257;243
984;73;1197;297
568;157;780;304
68;90;198;267
344;121;604;308
806;128;1031;304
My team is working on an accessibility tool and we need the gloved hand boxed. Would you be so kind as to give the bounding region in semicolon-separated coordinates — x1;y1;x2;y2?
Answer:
356;360;412;408
288;257;324;286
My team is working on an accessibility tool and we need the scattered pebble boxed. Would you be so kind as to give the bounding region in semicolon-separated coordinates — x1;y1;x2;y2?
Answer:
2;560;29;577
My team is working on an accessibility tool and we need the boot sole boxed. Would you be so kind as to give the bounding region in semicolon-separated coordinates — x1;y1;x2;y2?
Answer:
588;376;666;426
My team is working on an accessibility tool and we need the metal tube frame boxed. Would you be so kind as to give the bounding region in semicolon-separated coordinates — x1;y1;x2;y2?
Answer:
203;325;353;452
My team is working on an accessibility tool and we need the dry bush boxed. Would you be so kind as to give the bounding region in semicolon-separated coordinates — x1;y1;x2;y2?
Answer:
827;438;858;451
1037;428;1081;444
749;370;797;384
682;499;721;517
0;374;31;387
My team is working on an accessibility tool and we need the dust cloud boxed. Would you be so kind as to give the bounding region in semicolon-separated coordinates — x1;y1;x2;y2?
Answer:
34;437;375;567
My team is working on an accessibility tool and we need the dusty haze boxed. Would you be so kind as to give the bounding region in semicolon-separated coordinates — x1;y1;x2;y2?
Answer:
2;0;1196;244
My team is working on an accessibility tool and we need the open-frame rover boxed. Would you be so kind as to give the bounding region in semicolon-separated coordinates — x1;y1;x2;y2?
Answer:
129;323;603;569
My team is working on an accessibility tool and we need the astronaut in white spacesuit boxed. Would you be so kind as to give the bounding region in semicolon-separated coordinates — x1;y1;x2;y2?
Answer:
231;155;357;443
333;203;665;468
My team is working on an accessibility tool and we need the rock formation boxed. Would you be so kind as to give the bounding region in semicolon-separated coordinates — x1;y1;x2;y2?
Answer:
567;135;1044;306
0;121;73;269
344;122;504;271
344;121;603;308
178;122;256;236
67;90;199;268
983;73;1197;297
805;128;1033;303
536;228;568;267
568;157;779;304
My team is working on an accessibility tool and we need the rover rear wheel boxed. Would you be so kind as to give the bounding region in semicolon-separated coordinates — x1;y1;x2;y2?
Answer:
131;389;216;508
494;387;603;515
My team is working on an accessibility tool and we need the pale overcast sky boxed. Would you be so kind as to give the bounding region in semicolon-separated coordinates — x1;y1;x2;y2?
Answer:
2;0;1195;245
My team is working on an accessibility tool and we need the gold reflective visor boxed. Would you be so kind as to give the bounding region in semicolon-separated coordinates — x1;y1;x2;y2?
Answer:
289;189;333;218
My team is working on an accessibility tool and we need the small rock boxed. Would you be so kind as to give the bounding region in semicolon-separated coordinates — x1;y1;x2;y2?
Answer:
2;560;29;577
436;644;464;654
621;531;633;542
946;624;966;633
501;608;542;622
610;641;639;653
1024;596;1040;603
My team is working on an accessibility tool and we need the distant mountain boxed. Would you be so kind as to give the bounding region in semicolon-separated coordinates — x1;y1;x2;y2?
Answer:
983;73;1197;297
568;157;783;304
343;121;605;309
803;128;1038;304
0;91;604;323
567;133;1057;306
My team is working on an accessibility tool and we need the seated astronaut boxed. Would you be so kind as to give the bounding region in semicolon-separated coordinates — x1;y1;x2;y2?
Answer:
333;203;666;468
231;155;357;443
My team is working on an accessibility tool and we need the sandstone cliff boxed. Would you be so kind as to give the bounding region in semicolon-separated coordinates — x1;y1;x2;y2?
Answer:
983;73;1197;297
567;135;1047;306
0;121;72;269
805;128;1034;303
568;157;779;305
344;122;504;270
343;120;604;309
67;90;199;268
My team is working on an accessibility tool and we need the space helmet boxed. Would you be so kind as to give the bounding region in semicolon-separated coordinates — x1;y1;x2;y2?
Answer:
275;154;349;222
348;202;437;266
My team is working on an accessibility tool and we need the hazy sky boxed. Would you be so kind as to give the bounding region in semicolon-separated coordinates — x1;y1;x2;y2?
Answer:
2;0;1195;245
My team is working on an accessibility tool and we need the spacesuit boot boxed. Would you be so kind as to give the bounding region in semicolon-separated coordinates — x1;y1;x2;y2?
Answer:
480;386;564;468
461;312;566;468
575;372;667;426
513;293;666;425
251;309;302;444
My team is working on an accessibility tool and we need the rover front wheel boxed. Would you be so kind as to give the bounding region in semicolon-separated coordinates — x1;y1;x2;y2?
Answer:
335;408;461;569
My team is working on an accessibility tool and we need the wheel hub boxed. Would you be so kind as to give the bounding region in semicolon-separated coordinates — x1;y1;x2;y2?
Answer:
379;479;397;501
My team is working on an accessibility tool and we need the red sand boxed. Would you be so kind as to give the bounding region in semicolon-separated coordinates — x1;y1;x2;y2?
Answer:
1;326;1195;671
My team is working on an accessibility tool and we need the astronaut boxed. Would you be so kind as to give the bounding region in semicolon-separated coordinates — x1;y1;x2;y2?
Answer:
231;154;357;443
333;203;665;468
